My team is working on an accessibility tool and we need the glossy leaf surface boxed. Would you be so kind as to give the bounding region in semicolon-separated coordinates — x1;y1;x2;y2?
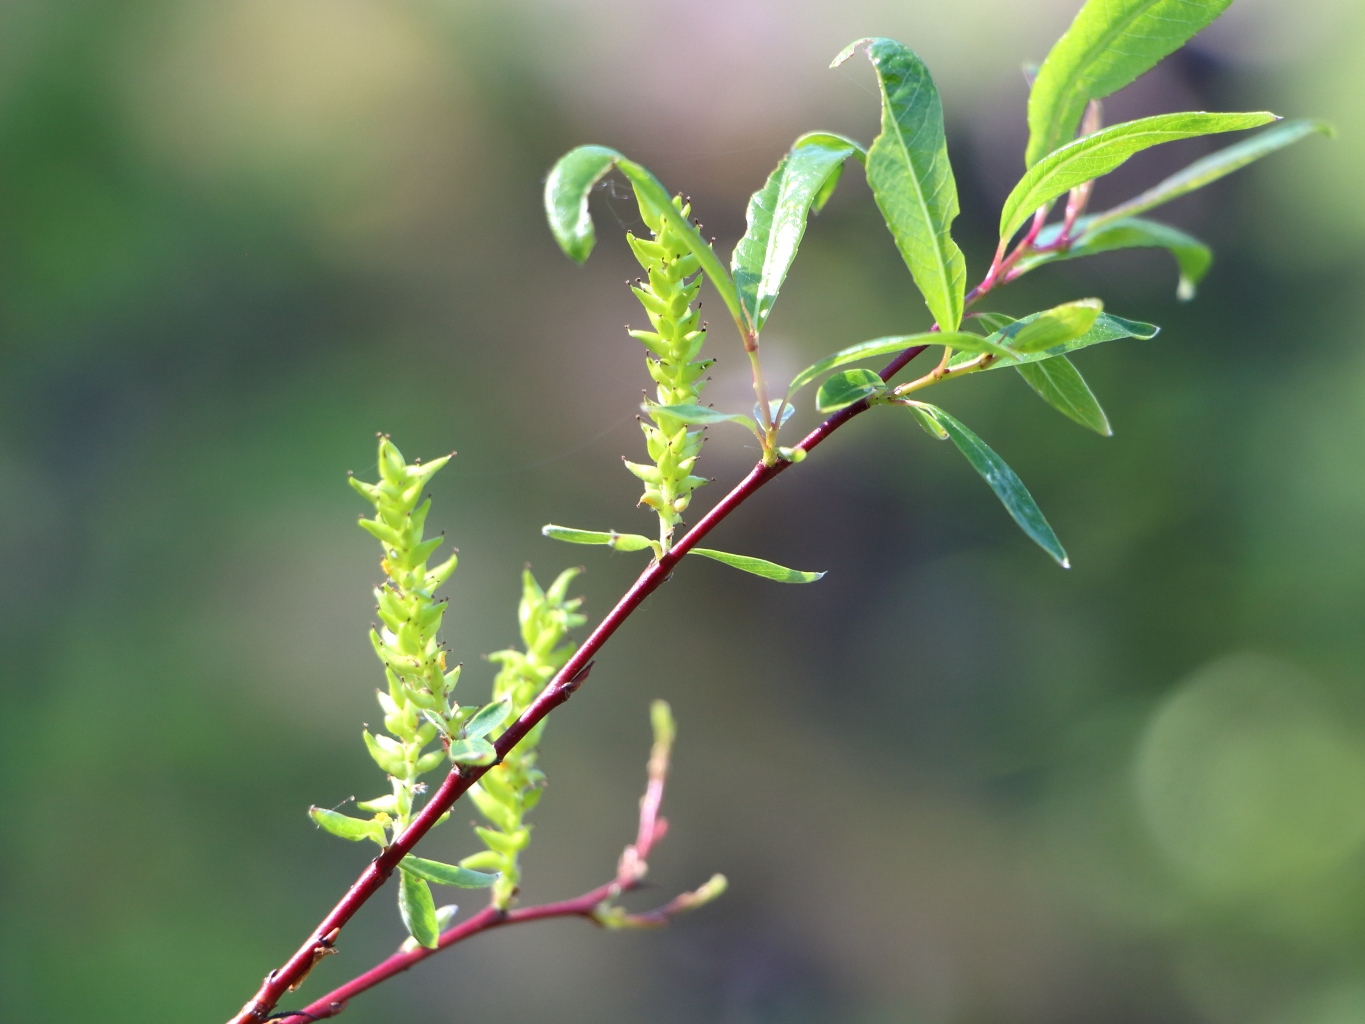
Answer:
462;701;511;740
1026;0;1234;166
1009;299;1103;354
402;855;499;889
916;404;1069;566
688;547;825;584
448;737;496;765
816;368;884;413
834;38;966;330
1016;356;1113;435
1002;111;1276;243
788;334;937;394
398;867;440;949
732;133;862;334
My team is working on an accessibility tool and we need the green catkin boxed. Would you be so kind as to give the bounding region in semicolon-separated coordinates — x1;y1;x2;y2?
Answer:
462;568;585;909
624;195;714;552
348;436;461;837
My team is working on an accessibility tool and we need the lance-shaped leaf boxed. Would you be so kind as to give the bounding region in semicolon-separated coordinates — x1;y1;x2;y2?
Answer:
1085;118;1334;230
1001;111;1277;244
1020;218;1212;300
687;547;825;584
309;807;386;845
1026;0;1235;166
542;524;658;554
816;368;885;413
732;133;864;335
398;866;440;949
1016;356;1112;435
448;737;496;765
948;312;1159;372
1008;299;1103;354
914;404;1069;567
789;334;936;395
833;38;967;331
402;855;499;889
648;403;760;434
462;701;511;741
544;145;743;328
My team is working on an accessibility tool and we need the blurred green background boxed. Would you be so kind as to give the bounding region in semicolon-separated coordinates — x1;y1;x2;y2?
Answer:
2;1;1364;1021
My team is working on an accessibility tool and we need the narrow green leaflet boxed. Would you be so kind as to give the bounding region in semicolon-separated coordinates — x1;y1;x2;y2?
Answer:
688;547;825;583
833;38;967;331
402;855;499;889
914;404;1070;567
789;334;938;395
448;738;496;765
816;368;885;413
1085;118;1334;230
948;311;1159;371
1001;111;1277;243
309;806;385;845
1026;0;1234;166
541;524;657;553
398;867;440;949
649;403;760;434
732;133;863;335
1022;218;1212;300
1008;299;1103;354
1016;356;1113;435
462;701;511;741
543;145;743;328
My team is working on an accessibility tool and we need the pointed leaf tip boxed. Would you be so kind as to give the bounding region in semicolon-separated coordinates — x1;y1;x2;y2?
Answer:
687;547;825;584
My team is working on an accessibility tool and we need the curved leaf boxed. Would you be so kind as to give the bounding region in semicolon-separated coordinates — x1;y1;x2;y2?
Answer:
1001;111;1277;244
1023;218;1212;300
816;368;885;413
833;38;966;330
309;806;385;845
462;700;511;740
687;547;825;584
947;311;1158;371
402;855;499;889
789;333;938;395
398;867;440;949
541;525;657;554
1085;118;1334;231
1016;356;1112;435
732;133;863;335
543;145;742;327
1026;0;1234;166
1008;299;1103;354
913;404;1069;567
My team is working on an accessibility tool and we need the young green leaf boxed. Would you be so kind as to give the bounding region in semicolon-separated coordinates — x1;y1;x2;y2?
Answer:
732;133;862;335
755;398;796;429
543;145;743;329
935;330;1016;359
914;404;1070;567
400;905;459;954
309;807;385;845
648;403;760;434
1008;299;1103;354
833;38;967;331
1022;218;1212;300
448;737;496;765
1016;356;1113;435
950;311;1158;372
1001;111;1277;244
402;855;499;889
1026;0;1235;166
398;867;440;949
687;547;826;584
463;701;511;741
788;334;938;395
1085;118;1334;231
541;525;658;554
816;368;885;413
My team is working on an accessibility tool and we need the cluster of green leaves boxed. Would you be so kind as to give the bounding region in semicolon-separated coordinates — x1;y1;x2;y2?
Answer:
460;569;586;909
543;0;1326;568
